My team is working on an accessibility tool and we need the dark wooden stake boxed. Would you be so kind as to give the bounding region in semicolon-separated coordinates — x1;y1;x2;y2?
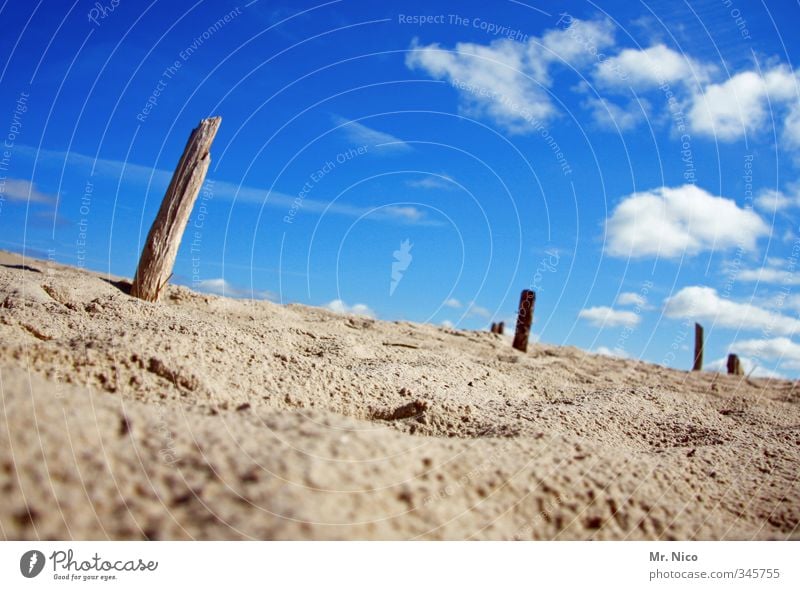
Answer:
131;116;221;301
727;353;743;376
497;321;504;335
692;323;704;371
512;289;535;352
490;322;497;333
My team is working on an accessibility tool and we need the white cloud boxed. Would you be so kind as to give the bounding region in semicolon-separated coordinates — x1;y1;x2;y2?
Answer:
617;292;647;307
407;175;456;190
538;17;616;66
0;178;56;204
440;319;455;328
595;44;712;89
324;299;375;318
605;184;769;258
594;346;630;358
730;337;800;369
466;301;492;318
782;294;800;313
583;96;648;131
194;278;274;300
579;306;640;328
737;266;800;285
754;183;800;211
444;298;462;308
754;189;797;211
588;48;799;143
380;206;426;223
407;29;800;146
405;18;615;133
406;38;553;133
688;65;799;141
332;116;410;151
664;286;800;336
783;103;800;149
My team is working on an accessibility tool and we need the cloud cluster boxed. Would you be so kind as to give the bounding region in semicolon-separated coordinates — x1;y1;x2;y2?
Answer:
595;44;713;89
688;65;799;142
664;285;800;336
406;18;799;142
605;184;769;259
406;18;615;133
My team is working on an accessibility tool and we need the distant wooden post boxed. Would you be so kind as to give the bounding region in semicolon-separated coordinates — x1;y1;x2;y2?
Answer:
497;321;505;335
130;117;221;301
727;353;743;375
490;322;497;333
512;289;535;352
692;323;704;371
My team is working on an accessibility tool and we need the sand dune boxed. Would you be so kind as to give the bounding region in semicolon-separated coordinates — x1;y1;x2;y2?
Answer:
0;250;798;539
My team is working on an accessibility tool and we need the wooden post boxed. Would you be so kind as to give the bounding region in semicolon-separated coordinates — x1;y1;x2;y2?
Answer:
727;353;743;375
130;117;221;301
692;323;704;371
490;322;497;333
512;289;535;352
497;321;504;335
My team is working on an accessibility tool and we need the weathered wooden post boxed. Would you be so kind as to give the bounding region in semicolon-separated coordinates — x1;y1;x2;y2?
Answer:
497;321;505;335
130;116;221;301
490;322;497;333
512;289;535;352
727;353;743;375
692;323;704;371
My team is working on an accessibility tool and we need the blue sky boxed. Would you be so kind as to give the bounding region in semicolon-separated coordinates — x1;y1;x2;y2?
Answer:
1;0;800;377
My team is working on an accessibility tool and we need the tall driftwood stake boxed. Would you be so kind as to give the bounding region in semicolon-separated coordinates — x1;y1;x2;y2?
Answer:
131;117;221;301
490;322;498;334
692;322;704;371
727;353;743;376
497;321;505;335
512;289;535;352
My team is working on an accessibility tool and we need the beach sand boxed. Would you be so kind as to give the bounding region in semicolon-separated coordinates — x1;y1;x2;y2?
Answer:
1;250;798;540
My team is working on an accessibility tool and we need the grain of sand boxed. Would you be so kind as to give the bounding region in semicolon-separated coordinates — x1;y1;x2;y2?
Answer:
0;251;798;540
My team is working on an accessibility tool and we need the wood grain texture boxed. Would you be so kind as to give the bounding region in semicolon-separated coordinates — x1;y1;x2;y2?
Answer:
131;117;221;301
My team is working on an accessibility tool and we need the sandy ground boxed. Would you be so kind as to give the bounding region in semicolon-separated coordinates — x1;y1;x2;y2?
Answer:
0;250;798;540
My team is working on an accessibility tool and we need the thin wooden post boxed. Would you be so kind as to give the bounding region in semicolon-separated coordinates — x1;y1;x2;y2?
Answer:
512;289;535;352
727;353;743;375
497;321;505;335
131;117;221;301
692;322;704;371
490;322;497;333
